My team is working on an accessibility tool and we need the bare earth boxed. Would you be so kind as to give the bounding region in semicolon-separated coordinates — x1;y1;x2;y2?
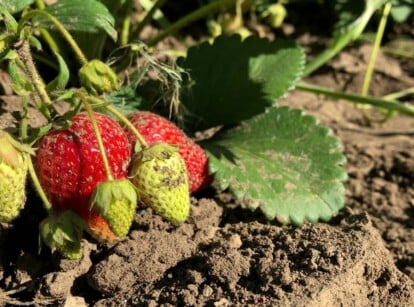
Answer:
0;44;414;306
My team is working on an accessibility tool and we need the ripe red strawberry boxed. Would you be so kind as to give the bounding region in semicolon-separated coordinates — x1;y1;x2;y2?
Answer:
124;111;211;192
34;112;132;242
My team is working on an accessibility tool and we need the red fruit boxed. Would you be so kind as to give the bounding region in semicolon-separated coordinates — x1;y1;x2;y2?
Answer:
124;111;211;192
34;112;131;242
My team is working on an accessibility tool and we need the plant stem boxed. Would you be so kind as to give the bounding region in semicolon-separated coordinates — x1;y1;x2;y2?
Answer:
131;0;167;40
383;86;414;100
87;96;148;149
34;0;45;9
34;0;61;53
19;98;47;216
296;82;414;116
28;158;53;213
119;0;133;46
79;94;114;181
304;0;388;76
105;104;148;149
20;96;29;142
139;0;171;28
16;40;53;109
19;10;88;65
147;0;238;46
361;2;392;96
18;99;51;213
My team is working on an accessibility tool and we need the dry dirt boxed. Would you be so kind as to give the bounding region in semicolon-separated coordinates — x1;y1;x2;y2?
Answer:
0;44;414;306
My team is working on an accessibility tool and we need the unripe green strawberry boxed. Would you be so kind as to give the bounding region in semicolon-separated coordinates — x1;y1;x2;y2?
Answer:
0;131;31;223
79;59;119;94
129;143;190;224
90;179;137;237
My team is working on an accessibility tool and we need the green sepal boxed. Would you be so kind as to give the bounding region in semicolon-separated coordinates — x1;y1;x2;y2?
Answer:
46;52;70;92
0;131;33;167
130;143;179;171
79;59;119;94
0;47;16;62
39;211;86;259
91;179;137;215
0;6;18;32
28;34;42;51
134;141;144;154
90;179;138;237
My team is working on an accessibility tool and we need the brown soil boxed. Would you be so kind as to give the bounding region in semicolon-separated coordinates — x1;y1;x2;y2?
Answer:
1;43;414;306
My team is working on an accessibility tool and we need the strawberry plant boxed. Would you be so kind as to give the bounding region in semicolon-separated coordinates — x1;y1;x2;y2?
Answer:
0;0;351;261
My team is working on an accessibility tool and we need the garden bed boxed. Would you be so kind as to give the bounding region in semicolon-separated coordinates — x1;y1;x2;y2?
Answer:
1;42;413;306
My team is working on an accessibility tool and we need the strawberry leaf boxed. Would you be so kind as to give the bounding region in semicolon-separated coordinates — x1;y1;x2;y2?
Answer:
178;35;305;132
3;0;34;14
35;0;117;41
204;106;347;225
46;52;70;93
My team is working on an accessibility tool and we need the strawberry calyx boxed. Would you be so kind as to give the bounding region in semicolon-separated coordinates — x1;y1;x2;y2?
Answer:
0;131;33;168
39;210;86;259
79;59;119;94
130;143;179;166
90;179;138;237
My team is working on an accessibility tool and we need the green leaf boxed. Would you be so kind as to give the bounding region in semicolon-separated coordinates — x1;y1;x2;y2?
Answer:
204;106;347;225
8;60;33;95
2;0;35;14
390;1;413;23
46;52;70;92
35;0;117;41
177;35;305;132
0;5;18;32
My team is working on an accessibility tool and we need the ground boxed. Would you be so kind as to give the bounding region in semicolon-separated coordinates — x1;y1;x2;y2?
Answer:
0;41;414;306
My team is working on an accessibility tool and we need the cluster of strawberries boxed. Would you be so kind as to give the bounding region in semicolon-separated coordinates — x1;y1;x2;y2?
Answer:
0;111;210;258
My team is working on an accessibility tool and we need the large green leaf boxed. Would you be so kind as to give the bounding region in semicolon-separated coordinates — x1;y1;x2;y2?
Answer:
177;35;305;132
3;0;34;14
204;106;347;225
35;0;117;41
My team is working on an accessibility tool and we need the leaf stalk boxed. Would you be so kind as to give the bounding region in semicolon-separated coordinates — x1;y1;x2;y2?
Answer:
296;82;414;116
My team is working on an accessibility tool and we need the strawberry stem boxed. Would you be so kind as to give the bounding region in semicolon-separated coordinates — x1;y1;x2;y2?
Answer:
34;0;61;54
79;93;114;181
18;97;52;213
28;158;52;213
105;105;149;149
20;96;29;142
86;95;149;149
16;40;53;111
